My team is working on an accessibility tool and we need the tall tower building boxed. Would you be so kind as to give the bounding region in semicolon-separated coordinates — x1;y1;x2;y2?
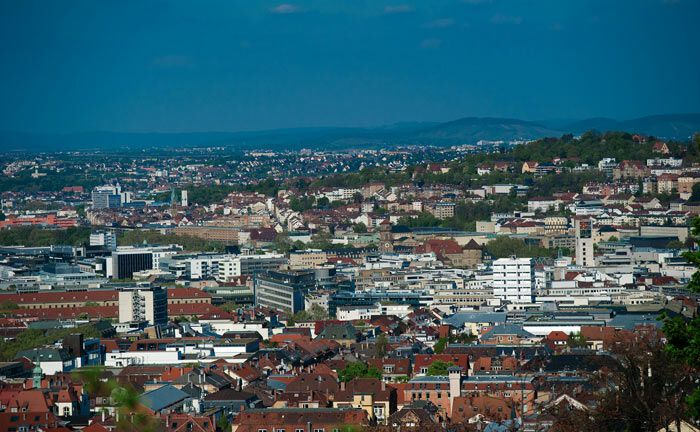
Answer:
575;218;595;267
181;190;189;207
492;257;535;304
118;286;168;326
378;219;394;253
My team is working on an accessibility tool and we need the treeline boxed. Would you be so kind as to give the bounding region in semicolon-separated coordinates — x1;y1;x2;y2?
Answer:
118;230;225;252
0;226;225;252
185;177;280;206
397;198;524;232
0;323;103;361
277;131;679;193
0;226;91;247
509;131;664;164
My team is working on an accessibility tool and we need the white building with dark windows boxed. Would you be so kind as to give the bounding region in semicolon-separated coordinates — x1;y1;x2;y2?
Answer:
491;256;535;304
254;270;315;313
118;286;168;326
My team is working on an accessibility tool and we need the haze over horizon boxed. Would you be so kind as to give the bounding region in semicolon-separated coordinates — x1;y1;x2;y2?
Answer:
2;0;699;134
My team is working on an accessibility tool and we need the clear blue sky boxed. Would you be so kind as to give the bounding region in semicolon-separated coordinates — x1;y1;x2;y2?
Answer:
1;0;699;133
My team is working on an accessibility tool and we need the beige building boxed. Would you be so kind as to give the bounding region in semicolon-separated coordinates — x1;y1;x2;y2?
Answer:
289;250;328;269
333;378;396;424
428;202;456;219
173;226;240;242
544;217;568;235
678;172;700;200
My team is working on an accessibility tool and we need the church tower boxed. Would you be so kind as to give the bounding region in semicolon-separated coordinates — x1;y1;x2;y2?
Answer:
378;219;393;253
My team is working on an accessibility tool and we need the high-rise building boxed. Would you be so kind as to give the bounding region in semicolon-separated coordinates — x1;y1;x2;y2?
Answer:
181;190;188;207
254;270;315;313
91;184;123;209
90;231;117;251
575;218;595;267
107;249;153;279
118;286;168;326
492;256;535;304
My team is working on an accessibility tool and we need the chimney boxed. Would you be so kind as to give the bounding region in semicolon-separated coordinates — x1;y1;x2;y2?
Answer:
381;381;386;391
102;410;106;422
340;381;345;391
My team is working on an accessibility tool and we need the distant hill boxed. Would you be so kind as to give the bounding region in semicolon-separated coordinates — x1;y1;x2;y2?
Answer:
409;117;561;145
563;114;700;140
2;113;698;152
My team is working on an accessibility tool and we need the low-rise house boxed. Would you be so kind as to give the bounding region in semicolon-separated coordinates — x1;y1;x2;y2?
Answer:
139;384;191;415
231;407;367;432
479;325;537;345
202;388;259;414
332;378;397;424
450;395;515;424
366;358;411;383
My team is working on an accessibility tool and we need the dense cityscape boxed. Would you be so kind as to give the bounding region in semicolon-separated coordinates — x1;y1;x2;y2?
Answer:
2;1;700;431
1;130;699;432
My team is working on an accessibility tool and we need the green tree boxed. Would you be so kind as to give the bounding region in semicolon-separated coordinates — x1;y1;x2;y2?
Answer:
217;414;231;432
660;216;700;421
0;323;103;361
352;222;368;233
316;196;330;208
566;331;588;349
690;183;700;202
485;236;554;258
338;362;382;382
433;337;448;354
375;334;389;357
426;360;454;376
666;240;685;250
0;300;18;311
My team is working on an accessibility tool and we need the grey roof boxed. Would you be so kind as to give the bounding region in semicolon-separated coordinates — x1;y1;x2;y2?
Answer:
608;313;662;330
443;312;508;328
484;419;521;432
179;383;203;399
481;324;534;340
139;384;189;412
16;347;72;362
316;323;357;340
267;376;293;391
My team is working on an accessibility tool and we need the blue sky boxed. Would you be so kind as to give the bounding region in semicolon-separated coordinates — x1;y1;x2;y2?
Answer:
1;0;698;133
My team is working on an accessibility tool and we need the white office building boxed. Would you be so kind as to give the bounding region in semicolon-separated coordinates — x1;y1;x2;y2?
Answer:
118;286;168;326
492;257;535;304
90;231;117;251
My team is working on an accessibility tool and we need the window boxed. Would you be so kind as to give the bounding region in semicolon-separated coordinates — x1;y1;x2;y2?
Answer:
296;429;304;432
314;429;325;432
258;429;267;432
